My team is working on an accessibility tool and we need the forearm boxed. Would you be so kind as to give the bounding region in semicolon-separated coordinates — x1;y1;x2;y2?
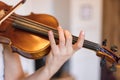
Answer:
24;66;53;80
3;45;25;80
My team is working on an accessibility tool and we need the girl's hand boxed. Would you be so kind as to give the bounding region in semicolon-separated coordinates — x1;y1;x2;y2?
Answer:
45;27;85;77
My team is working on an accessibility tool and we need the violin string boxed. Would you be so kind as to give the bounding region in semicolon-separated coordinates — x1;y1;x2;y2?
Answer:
11;14;58;33
73;36;100;50
7;14;55;32
6;15;100;50
9;15;59;39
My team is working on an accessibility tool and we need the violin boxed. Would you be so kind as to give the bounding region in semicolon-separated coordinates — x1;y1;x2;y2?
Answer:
0;0;120;69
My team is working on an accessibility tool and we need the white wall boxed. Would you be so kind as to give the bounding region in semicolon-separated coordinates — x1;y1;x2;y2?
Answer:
0;0;54;15
70;0;103;80
53;0;103;80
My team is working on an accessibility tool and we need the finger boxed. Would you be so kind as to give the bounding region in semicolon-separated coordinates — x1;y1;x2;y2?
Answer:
73;31;85;51
3;44;12;54
48;30;57;50
64;30;72;48
0;36;11;45
58;27;65;48
0;10;5;19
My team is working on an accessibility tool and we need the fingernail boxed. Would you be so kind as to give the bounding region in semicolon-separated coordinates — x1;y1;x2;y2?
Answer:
82;31;85;35
58;26;62;29
59;26;62;28
48;30;52;35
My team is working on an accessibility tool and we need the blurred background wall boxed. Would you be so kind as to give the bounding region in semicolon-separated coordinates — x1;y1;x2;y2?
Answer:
2;0;119;80
53;0;102;80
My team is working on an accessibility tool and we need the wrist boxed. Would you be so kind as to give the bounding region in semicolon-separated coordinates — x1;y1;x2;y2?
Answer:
43;66;52;78
44;65;54;79
44;61;64;78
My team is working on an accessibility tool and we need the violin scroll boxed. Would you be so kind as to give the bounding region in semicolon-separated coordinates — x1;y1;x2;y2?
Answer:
97;39;120;71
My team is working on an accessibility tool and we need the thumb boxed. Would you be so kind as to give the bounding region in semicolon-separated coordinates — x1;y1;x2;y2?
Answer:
0;36;11;45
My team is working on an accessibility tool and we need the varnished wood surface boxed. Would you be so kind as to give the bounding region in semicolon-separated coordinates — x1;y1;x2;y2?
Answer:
102;0;120;80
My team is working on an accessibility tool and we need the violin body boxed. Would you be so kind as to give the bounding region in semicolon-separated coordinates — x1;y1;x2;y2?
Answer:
0;1;59;59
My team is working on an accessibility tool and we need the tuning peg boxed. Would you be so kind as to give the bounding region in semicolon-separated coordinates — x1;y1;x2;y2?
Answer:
100;57;106;67
102;39;107;46
109;63;116;72
110;45;118;52
22;0;26;4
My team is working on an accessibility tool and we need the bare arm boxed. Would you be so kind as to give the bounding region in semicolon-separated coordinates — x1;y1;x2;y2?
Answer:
3;45;25;80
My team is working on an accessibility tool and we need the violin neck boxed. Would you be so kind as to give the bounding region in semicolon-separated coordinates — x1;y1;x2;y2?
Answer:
72;36;100;51
12;16;101;52
50;31;100;51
